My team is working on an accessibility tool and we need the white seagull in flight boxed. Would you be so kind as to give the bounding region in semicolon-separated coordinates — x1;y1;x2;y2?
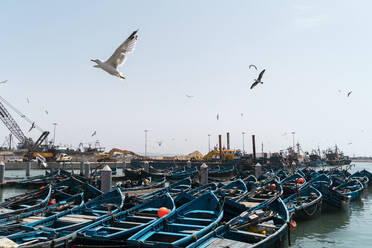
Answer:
0;80;7;84
91;30;138;79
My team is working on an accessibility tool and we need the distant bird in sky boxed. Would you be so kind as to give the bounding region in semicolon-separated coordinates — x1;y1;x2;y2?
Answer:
185;138;188;142
91;131;97;137
157;141;163;147
91;30;138;79
347;142;352;145
347;91;352;97
28;122;35;132
240;113;243;117
216;114;219;120
45;110;48;115
249;64;257;70
250;69;266;89
26;97;30;104
0;80;7;84
185;94;194;98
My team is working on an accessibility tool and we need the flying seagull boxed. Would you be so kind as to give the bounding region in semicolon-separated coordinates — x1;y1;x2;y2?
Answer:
157;141;163;147
249;64;258;70
0;80;7;84
216;114;219;120
26;97;30;104
28;122;35;132
240;113;243;117
250;69;266;89
347;142;352;145
186;94;194;98
91;30;138;79
91;131;97;137
45;110;48;115
347;91;352;97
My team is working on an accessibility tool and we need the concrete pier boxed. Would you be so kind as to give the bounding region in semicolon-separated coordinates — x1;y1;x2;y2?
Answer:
0;161;4;185
255;163;262;179
26;162;31;177
84;162;90;178
187;160;192;169
122;161;128;175
101;165;112;193
80;162;84;176
143;161;149;172
200;163;208;185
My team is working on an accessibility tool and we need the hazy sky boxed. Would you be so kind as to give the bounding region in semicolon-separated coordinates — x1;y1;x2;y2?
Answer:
0;0;371;156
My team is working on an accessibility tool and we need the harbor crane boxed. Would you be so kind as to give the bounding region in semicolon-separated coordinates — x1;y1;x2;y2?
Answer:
0;95;51;161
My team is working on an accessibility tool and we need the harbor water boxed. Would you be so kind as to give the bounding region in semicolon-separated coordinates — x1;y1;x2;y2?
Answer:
286;162;372;247
0;163;371;247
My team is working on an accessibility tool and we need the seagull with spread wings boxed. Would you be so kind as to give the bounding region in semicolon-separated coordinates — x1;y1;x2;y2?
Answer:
347;91;352;97
250;69;266;89
0;80;7;84
91;30;138;79
91;131;97;137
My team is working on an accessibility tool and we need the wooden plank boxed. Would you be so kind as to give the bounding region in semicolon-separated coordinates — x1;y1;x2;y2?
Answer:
206;238;252;248
22;216;46;223
240;201;260;208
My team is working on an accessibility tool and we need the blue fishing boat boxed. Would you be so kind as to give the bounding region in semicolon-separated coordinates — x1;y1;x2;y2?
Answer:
138;177;192;201
76;192;175;246
173;182;217;208
308;174;350;209
333;178;364;201
217;179;248;200
166;167;197;181
284;185;322;220
0;193;84;235
0;185;52;221
186;196;289;248
360;169;372;182
209;165;235;179
119;177;166;192
280;172;306;199
127;191;223;248
224;180;282;220
349;171;370;189
4;188;124;247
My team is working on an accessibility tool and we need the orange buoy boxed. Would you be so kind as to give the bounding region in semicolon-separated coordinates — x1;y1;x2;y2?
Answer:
270;184;277;191
298;178;304;184
144;179;150;186
289;220;297;230
158;207;170;218
48;199;56;206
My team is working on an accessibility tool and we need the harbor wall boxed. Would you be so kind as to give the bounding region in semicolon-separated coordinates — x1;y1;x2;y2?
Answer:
4;162;125;170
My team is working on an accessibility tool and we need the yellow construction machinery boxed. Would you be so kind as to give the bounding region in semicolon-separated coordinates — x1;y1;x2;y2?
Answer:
202;149;235;161
96;148;145;162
